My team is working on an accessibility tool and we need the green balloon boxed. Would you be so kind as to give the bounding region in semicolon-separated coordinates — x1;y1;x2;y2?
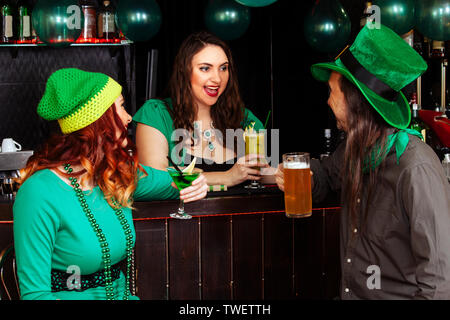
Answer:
32;0;83;47
234;0;277;7
372;0;415;35
416;0;450;41
205;0;251;41
116;0;162;42
304;0;351;53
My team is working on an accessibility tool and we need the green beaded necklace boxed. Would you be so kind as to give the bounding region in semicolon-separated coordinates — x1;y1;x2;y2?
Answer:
63;164;134;300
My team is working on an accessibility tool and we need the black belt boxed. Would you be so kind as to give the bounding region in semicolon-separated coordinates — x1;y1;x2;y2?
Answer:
51;262;122;292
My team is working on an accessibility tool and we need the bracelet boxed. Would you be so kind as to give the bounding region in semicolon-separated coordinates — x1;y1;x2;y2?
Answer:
208;185;227;192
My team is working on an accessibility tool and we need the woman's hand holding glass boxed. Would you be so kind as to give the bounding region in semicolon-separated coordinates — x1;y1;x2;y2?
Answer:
172;174;208;203
226;154;269;187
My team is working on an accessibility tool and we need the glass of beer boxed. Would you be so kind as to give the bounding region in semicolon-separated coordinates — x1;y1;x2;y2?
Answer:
283;152;312;218
244;130;265;189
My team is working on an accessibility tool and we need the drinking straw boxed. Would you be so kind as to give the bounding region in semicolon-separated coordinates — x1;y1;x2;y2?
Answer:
166;156;189;183
264;110;272;129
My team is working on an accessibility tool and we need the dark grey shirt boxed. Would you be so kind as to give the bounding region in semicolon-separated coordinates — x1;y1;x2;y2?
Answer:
311;134;450;299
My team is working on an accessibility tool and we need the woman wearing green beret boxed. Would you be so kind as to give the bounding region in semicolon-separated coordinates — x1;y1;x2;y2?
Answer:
133;31;272;189
13;68;208;300
276;24;450;299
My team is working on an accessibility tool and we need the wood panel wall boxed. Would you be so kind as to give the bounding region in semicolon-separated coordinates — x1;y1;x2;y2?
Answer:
133;209;340;300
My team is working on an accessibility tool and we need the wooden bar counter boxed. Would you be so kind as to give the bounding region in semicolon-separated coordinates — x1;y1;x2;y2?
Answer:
0;186;341;300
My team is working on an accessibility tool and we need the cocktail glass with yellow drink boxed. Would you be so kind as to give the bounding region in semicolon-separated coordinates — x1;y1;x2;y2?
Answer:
244;122;265;189
167;157;202;219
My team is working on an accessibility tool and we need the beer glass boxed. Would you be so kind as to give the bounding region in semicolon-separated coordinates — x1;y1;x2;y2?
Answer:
283;152;312;218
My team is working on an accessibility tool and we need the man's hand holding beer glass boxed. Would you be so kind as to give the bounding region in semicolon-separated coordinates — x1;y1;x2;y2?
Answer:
275;163;314;191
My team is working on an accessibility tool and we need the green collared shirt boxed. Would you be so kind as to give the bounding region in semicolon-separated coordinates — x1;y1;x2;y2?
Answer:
311;133;450;299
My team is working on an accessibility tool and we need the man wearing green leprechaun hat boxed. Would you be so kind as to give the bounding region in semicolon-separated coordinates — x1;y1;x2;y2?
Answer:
276;24;450;299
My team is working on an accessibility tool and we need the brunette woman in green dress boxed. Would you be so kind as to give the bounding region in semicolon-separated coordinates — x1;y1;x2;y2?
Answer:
134;31;275;188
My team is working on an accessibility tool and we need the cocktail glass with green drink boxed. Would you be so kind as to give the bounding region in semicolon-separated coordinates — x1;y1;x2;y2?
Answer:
167;166;202;219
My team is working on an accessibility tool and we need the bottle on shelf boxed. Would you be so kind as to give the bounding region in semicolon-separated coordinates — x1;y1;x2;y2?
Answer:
430;40;445;59
1;0;15;44
97;0;117;43
409;93;430;144
78;0;97;43
420;37;446;111
320;128;332;160
423;36;431;59
17;0;31;43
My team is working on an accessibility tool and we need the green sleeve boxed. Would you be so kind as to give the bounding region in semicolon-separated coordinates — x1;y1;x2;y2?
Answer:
243;108;264;131
132;99;174;146
134;165;179;201
13;177;60;300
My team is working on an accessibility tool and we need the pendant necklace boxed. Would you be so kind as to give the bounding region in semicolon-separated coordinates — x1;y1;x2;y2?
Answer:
193;121;216;155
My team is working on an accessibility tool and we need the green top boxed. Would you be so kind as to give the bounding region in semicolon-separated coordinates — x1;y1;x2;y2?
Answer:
13;165;178;300
133;98;264;165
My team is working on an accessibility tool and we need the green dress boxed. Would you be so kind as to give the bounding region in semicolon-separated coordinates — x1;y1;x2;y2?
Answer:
13;165;178;300
133;98;264;165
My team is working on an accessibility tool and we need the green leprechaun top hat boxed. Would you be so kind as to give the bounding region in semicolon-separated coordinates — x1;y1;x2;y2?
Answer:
311;24;427;129
38;68;122;134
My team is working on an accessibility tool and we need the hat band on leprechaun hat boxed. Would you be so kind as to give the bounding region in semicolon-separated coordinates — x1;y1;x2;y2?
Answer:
338;47;399;102
58;76;122;134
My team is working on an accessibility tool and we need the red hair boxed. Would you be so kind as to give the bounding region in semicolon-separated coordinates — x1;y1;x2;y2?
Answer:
19;105;143;209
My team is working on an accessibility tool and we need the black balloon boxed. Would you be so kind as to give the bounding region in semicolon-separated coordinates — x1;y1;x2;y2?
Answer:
205;0;251;41
234;0;277;7
32;0;83;47
372;0;415;35
416;0;450;41
116;0;162;42
304;0;351;53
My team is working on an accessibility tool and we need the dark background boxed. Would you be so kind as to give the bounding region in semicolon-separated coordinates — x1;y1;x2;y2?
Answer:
132;0;366;158
1;0;370;159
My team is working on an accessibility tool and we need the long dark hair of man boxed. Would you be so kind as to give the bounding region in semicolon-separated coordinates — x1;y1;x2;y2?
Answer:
165;31;245;146
339;75;392;230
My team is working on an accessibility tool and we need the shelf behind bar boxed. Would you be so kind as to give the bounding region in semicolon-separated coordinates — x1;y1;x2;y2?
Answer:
0;40;133;47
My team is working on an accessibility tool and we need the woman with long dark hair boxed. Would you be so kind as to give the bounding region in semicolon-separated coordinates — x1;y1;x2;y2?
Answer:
134;31;270;188
13;68;207;300
276;25;450;299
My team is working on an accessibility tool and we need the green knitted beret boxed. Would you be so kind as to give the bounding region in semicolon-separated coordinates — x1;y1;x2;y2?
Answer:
38;68;122;134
